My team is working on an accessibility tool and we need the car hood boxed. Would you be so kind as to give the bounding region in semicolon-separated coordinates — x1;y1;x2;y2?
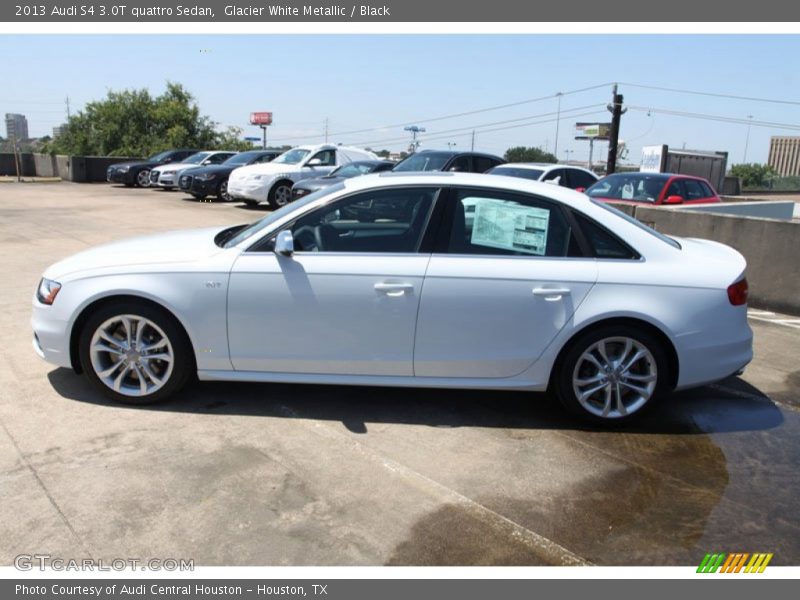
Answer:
152;162;197;173
230;162;299;179
110;160;157;170
295;176;344;190
183;164;237;177
44;226;230;280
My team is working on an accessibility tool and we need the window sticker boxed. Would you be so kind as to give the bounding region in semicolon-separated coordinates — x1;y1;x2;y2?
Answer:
467;198;550;255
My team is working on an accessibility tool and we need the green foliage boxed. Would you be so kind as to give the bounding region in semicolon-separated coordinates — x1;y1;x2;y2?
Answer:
729;163;778;188
42;82;251;157
503;146;558;163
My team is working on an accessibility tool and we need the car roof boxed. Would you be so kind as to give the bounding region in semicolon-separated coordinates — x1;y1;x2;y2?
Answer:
345;171;597;208
411;149;504;160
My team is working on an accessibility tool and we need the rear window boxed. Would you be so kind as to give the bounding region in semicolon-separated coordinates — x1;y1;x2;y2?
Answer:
590;199;681;249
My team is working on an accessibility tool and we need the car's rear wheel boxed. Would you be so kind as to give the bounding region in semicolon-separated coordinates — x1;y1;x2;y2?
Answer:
555;325;668;424
78;301;193;405
268;181;293;209
217;179;231;201
135;169;151;188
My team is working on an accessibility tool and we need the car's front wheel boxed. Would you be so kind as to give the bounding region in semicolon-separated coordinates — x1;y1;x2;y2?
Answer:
135;169;151;188
217;179;231;201
555;325;668;424
78;301;193;404
268;181;294;209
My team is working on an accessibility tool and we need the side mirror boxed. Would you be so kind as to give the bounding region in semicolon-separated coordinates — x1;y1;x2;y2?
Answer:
307;158;323;167
274;230;294;256
664;195;684;205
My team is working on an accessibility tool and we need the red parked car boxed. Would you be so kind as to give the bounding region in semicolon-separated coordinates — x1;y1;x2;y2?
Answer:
585;172;721;205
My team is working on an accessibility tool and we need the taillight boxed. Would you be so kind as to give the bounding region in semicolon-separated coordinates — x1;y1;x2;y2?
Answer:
727;278;749;306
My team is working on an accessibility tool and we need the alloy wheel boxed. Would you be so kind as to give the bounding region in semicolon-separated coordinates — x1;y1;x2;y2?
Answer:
572;336;657;419
273;184;292;206
137;170;151;187
89;314;174;397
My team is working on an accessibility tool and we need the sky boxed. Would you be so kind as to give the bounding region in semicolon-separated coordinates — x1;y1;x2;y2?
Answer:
1;34;799;165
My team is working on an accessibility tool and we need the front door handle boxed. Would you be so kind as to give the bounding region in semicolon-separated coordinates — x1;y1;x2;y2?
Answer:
532;287;571;301
374;282;414;297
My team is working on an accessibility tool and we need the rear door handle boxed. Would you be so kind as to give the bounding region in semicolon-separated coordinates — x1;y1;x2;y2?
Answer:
374;282;414;297
532;287;571;300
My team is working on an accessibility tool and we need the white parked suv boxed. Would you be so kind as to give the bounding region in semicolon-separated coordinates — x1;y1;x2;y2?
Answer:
227;144;378;208
150;151;236;189
487;163;599;191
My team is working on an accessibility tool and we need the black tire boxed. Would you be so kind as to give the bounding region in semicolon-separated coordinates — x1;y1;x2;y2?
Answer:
78;300;194;405
135;169;151;188
553;324;670;425
217;179;231;201
267;180;294;209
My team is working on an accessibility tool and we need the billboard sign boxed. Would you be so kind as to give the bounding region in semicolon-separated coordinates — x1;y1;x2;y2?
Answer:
250;112;273;125
641;144;667;172
575;122;611;140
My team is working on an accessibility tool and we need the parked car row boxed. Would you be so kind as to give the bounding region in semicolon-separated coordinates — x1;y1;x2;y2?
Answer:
108;145;722;209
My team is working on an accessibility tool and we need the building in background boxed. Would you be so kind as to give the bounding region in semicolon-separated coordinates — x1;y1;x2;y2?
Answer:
52;124;67;138
768;136;800;177
5;113;29;141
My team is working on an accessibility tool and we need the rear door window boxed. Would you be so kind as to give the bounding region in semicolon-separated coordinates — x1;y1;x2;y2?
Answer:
683;179;707;200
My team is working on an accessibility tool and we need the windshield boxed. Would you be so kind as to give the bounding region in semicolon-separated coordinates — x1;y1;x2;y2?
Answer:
393;152;452;172
147;150;172;162
332;163;374;178
224;151;261;166
488;166;545;181
183;152;212;165
223;183;346;248
586;173;669;203
273;149;310;165
591;199;681;249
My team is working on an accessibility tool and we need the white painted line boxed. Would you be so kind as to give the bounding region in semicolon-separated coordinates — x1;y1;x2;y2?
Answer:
748;315;800;329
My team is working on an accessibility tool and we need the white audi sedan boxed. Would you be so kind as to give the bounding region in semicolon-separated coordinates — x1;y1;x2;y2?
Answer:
32;173;753;424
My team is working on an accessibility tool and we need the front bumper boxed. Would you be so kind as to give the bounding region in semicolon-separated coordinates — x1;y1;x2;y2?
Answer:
31;300;73;369
181;175;218;196
106;169;133;184
227;178;268;202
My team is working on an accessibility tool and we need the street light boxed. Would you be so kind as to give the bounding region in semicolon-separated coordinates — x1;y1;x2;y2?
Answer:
404;125;426;153
554;92;563;159
743;115;754;162
563;149;573;164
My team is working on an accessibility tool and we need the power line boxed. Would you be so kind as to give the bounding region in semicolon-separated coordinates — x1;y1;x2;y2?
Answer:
626;105;800;131
267;82;614;143
619;82;800;107
352;105;605;147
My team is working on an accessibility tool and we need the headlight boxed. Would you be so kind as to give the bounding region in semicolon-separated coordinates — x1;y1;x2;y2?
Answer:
36;278;62;305
116;165;130;173
163;170;176;176
294;189;308;197
196;172;217;181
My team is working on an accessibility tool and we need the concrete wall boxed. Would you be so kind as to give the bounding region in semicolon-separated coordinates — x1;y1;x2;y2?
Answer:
0;153;141;182
0;153;36;176
680;201;796;219
635;206;800;315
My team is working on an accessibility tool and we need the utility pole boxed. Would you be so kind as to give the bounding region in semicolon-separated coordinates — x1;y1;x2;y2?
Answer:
324;118;329;144
606;84;626;175
11;132;21;182
743;115;753;162
554;92;563;159
65;95;71;119
404;125;425;153
471;130;475;151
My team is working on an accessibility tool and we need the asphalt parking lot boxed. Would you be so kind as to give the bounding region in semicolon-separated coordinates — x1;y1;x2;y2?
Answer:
1;182;799;566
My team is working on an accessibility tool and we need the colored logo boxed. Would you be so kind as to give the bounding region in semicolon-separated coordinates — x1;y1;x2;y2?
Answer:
697;553;773;573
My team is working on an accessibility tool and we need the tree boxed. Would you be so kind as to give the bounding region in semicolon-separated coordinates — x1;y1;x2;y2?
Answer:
504;146;558;163
43;82;250;156
729;163;778;188
375;149;391;158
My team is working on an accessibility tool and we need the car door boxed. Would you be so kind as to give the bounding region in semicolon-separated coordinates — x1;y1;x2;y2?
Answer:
227;186;440;376
682;178;714;204
414;187;598;378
